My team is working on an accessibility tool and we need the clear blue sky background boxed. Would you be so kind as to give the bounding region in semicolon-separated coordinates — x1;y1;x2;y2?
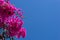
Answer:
10;0;60;40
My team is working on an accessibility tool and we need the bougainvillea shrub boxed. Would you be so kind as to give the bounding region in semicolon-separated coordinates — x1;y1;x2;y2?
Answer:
0;0;26;40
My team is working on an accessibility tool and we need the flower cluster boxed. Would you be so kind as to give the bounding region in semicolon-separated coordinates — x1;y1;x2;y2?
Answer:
0;0;26;40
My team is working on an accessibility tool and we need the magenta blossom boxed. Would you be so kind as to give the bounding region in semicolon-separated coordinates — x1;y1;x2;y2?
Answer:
0;0;26;39
16;27;26;38
4;16;24;37
0;0;16;19
0;0;23;19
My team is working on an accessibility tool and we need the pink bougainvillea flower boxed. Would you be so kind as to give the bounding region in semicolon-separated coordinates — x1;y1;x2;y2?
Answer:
0;0;4;5
0;0;26;39
16;27;26;38
0;0;16;19
1;5;14;17
16;8;24;18
0;16;5;28
4;15;24;37
0;0;23;19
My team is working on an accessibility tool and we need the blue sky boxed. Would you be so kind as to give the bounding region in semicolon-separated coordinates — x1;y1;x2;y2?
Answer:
10;0;60;40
